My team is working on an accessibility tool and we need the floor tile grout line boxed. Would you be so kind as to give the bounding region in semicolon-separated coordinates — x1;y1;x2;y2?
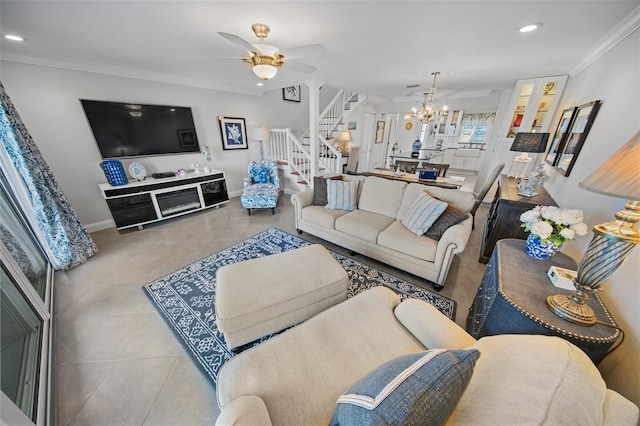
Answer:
141;355;183;426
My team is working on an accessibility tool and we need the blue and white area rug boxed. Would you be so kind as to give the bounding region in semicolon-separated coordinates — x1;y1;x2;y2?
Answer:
143;228;456;385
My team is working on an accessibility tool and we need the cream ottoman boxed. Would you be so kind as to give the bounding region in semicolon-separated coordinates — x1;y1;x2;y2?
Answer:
216;244;349;349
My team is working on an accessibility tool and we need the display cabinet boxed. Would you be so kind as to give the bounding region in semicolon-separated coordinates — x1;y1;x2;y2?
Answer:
504;76;568;139
437;110;463;136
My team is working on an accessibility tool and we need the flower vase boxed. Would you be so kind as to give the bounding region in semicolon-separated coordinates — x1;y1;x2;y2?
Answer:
525;234;561;260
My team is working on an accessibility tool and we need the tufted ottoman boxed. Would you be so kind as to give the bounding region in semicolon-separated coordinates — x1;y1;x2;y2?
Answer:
216;244;349;349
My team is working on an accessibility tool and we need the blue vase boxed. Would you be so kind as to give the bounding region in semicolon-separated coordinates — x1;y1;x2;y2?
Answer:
412;139;422;154
525;234;560;260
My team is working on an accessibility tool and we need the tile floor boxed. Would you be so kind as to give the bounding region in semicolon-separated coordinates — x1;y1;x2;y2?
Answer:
54;175;489;425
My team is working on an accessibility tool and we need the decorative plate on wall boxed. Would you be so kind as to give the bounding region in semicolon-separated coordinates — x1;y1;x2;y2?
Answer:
128;162;147;181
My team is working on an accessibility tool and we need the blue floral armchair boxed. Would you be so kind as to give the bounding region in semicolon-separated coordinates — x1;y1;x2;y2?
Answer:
240;160;280;215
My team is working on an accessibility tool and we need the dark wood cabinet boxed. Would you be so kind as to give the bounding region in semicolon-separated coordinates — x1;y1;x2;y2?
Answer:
478;175;556;263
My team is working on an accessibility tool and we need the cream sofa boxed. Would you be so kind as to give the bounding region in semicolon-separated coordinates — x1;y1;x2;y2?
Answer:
216;287;639;425
291;175;475;289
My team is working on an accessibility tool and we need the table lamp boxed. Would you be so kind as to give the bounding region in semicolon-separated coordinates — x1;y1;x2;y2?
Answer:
508;132;549;178
546;130;640;325
250;127;270;160
337;131;351;154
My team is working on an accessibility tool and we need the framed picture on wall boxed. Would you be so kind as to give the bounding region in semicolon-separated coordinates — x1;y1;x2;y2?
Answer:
283;85;301;102
218;116;248;150
375;120;386;143
555;100;601;177
545;106;577;166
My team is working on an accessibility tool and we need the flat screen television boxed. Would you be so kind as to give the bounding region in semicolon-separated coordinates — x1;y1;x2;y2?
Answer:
80;99;200;159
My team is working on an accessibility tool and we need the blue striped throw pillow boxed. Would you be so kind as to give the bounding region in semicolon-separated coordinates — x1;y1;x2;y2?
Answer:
401;191;448;235
331;349;480;426
326;179;357;211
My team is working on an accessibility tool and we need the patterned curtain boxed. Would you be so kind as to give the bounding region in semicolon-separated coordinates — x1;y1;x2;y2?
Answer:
0;82;97;269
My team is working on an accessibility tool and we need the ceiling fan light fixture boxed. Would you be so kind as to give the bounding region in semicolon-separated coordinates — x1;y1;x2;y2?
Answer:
253;64;278;80
255;44;279;56
519;23;542;33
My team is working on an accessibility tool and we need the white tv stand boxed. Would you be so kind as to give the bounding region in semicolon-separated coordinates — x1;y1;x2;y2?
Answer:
99;170;229;230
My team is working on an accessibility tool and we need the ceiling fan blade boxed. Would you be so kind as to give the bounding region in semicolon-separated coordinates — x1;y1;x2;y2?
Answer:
218;32;256;52
286;62;317;74
281;44;326;60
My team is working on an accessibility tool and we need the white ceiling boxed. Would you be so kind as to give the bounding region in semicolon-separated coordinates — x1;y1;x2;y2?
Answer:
1;1;638;102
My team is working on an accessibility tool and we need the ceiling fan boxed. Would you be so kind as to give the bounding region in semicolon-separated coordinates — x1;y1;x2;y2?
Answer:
218;23;325;80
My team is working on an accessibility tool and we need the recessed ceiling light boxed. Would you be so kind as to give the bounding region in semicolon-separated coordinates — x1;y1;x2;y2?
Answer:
257;82;264;87
4;34;25;42
519;23;542;33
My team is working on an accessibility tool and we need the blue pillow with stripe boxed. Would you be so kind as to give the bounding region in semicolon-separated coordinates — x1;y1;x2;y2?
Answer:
401;191;448;235
326;179;357;211
330;349;480;426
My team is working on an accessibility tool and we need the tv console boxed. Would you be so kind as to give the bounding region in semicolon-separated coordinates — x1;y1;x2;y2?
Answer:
99;169;229;230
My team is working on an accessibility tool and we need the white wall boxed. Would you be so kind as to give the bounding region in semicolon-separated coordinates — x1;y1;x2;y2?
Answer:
374;91;503;153
543;29;639;405
0;62;312;230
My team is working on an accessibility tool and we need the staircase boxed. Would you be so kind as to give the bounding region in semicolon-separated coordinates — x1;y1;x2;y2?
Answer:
265;89;367;192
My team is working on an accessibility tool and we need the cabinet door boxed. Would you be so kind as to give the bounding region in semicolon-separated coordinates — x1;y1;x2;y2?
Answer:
106;193;157;228
201;180;229;207
505;76;568;139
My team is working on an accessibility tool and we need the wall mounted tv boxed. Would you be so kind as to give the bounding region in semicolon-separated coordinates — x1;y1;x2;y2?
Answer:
80;99;200;159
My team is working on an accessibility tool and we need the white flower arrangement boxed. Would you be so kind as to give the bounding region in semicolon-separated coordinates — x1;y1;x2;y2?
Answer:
520;205;589;246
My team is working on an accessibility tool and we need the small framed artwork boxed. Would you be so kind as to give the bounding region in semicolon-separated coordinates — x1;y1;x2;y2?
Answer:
544;107;577;166
375;120;386;143
555;100;601;177
283;85;301;102
218;116;248;150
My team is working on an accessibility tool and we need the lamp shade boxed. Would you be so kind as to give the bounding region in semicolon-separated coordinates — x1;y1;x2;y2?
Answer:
338;131;351;142
579;130;640;201
510;132;550;153
250;127;269;142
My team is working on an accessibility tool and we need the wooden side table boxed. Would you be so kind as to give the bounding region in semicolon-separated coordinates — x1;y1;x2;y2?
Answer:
467;239;620;364
479;175;557;263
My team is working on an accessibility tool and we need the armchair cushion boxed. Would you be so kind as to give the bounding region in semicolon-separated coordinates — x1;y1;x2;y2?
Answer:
330;349;480;426
250;165;271;184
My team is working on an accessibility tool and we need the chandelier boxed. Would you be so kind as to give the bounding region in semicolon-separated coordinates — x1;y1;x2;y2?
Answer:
417;72;447;122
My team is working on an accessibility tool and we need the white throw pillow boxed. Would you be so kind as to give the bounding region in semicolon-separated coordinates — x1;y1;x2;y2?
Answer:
401;191;448;235
326;179;358;211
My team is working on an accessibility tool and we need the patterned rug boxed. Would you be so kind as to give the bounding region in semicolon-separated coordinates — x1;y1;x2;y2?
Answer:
143;228;456;385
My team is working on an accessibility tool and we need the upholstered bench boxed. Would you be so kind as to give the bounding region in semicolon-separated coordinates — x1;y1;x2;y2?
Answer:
216;244;349;349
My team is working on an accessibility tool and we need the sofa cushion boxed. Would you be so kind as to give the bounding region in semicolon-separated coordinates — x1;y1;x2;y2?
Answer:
301;205;350;230
216;287;426;426
449;335;617;425
401;191;448;235
330;349;480;426
397;183;475;221
378;221;438;261
327;179;358;211
313;175;343;206
425;205;469;240
358;176;407;218
335;210;396;243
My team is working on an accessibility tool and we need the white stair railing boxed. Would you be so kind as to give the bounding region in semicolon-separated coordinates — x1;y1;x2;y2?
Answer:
268;129;314;187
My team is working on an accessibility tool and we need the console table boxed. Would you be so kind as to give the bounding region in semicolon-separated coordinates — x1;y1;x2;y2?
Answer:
479;174;556;263
99;170;229;230
466;239;620;364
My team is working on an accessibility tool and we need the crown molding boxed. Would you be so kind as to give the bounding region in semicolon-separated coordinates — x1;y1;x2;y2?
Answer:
1;53;263;96
570;5;640;76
